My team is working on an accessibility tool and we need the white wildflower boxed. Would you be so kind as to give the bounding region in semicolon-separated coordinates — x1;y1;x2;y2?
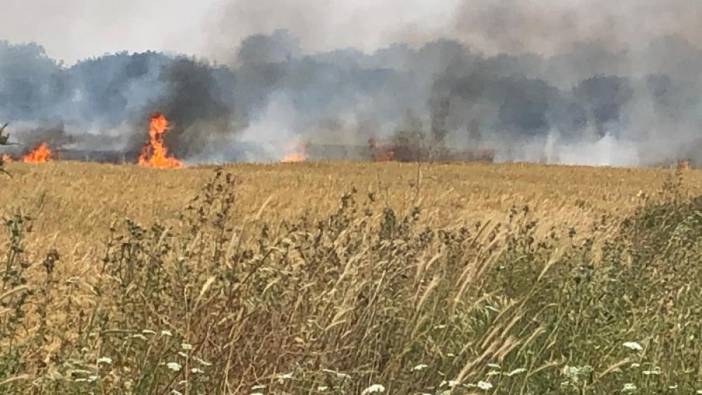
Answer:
642;367;661;376
276;372;293;382
669;385;678;390
361;384;385;394
630;363;640;368
506;368;527;377
166;362;182;372
194;357;212;367
622;383;637;393
622;341;643;352
317;386;329;391
181;343;193;351
322;369;351;379
696;390;702;394
412;364;429;372
446;380;459;388
563;365;593;379
171;391;183;395
97;357;112;365
191;368;204;374
160;330;173;337
477;381;493;390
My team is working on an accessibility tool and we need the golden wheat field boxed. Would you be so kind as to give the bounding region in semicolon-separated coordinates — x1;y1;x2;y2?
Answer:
0;160;698;269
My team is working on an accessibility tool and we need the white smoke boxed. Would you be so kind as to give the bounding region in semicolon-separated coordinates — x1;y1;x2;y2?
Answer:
3;2;702;166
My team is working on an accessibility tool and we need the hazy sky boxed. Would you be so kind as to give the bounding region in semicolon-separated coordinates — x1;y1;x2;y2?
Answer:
2;0;701;64
1;0;460;64
2;0;222;63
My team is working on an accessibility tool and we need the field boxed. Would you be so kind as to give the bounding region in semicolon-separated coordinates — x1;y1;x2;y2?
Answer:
2;161;694;256
1;161;702;394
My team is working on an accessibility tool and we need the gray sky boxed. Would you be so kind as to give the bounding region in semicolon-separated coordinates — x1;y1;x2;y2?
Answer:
2;0;222;64
1;0;461;64
2;0;701;64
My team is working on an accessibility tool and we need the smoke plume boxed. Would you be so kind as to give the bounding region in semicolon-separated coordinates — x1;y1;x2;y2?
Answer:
2;0;702;166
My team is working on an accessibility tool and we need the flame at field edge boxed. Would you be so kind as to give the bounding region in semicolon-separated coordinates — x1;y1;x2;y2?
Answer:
138;113;183;169
22;142;52;163
281;141;307;163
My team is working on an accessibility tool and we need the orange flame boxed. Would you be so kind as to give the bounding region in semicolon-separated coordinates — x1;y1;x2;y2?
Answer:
138;113;182;169
22;143;52;163
281;141;306;163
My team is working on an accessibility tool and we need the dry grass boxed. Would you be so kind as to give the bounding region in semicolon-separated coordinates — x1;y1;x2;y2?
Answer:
0;161;701;394
1;161;698;258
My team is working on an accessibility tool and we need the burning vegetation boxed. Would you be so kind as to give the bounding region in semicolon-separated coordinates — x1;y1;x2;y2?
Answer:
365;136;496;163
138;113;183;169
22;142;52;164
281;141;307;163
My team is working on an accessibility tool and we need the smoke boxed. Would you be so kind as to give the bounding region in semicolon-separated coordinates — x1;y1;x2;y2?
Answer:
2;0;702;166
205;0;702;61
2;0;222;65
450;0;702;57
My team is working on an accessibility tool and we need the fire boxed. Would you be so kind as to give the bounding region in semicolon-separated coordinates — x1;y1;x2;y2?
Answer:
281;141;306;163
138;113;182;169
373;147;395;162
22;143;52;163
368;138;394;162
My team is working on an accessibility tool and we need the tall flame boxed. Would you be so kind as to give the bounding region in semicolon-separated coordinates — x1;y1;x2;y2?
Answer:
22;143;52;163
281;141;306;163
138;113;182;169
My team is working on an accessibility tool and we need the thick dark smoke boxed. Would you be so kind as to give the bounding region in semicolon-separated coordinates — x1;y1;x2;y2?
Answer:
2;21;702;165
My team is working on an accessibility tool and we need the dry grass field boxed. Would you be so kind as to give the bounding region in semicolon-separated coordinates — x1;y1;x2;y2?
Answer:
1;161;702;394
2;161;698;257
